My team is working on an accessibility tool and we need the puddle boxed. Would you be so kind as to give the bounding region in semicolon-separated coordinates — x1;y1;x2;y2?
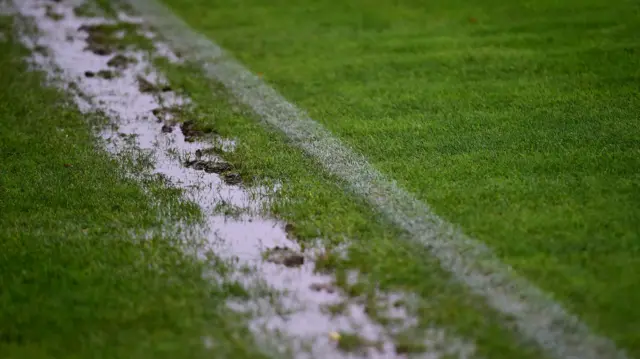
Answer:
11;0;477;358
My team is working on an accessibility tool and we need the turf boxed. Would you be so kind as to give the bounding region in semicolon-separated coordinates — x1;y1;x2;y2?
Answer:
154;0;640;354
155;59;547;359
82;1;553;354
0;17;268;359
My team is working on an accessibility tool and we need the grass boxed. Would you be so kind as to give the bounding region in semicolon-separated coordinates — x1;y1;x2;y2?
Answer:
153;0;640;354
153;53;546;359
8;0;636;356
0;16;269;359
335;332;379;353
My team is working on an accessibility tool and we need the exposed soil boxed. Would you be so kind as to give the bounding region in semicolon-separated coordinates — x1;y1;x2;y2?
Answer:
85;41;113;56
45;5;64;21
193;161;206;171
185;159;233;174
137;75;156;93
284;223;297;239
284;223;295;232
107;54;136;69
137;76;172;93
34;45;49;55
264;246;305;268
79;23;139;56
310;282;336;293
97;70;114;79
223;172;242;185
205;161;233;174
180;120;204;142
85;70;115;79
80;25;115;55
161;124;173;133
151;106;182;122
67;82;79;92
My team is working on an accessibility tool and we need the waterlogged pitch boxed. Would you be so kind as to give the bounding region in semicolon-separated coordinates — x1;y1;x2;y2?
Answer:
1;0;638;358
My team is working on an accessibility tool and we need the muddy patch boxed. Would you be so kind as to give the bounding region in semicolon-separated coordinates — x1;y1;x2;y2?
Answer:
310;282;336;293
180;119;215;142
45;4;63;21
185;159;233;174
84;69;115;79
151;105;182;122
107;53;136;69
137;74;171;93
80;24;116;55
264;246;305;268
78;22;146;56
222;172;241;185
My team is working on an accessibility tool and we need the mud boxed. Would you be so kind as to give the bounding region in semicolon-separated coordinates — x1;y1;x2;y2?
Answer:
160;124;172;133
222;172;242;185
81;24;116;55
33;44;48;54
151;105;182;121
136;75;156;92
97;69;114;79
85;39;112;55
107;53;136;69
79;22;143;56
12;0;478;358
310;283;336;293
264;246;305;268
45;5;63;21
204;161;232;174
185;158;233;174
137;76;172;93
180;119;214;142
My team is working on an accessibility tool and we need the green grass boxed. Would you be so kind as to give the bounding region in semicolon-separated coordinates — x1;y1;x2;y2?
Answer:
153;57;546;359
0;17;269;359
154;0;640;354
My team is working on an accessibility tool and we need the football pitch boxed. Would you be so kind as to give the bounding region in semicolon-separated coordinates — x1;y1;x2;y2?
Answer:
1;0;638;358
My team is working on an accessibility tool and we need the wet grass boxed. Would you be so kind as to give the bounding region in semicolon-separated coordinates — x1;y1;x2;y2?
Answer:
335;332;379;353
52;0;528;351
152;56;547;359
152;0;640;354
0;17;270;359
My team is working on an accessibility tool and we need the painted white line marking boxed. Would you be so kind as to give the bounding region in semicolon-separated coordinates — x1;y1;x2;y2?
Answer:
118;0;628;358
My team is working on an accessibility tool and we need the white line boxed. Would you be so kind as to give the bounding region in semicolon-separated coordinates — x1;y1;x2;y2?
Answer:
119;0;628;358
